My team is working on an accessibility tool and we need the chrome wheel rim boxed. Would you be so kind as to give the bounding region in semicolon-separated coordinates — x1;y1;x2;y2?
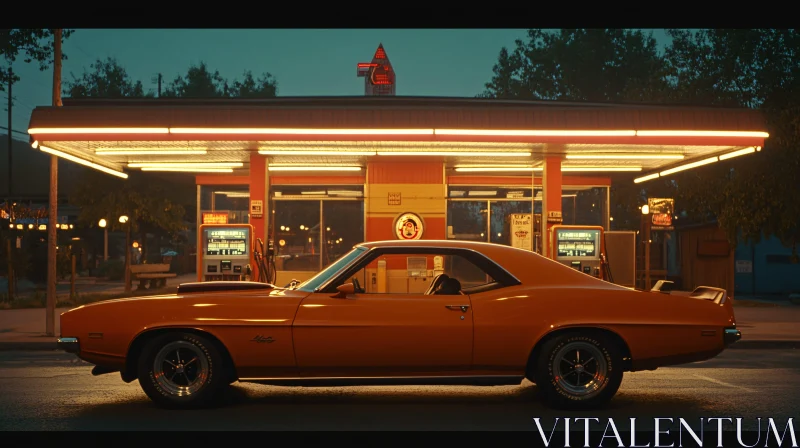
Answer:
153;341;209;397
552;341;608;398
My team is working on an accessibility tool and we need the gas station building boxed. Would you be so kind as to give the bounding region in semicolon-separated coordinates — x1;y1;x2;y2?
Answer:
25;96;767;286
24;46;768;289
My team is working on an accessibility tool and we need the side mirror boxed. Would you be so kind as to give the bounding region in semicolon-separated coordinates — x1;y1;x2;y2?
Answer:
331;282;355;298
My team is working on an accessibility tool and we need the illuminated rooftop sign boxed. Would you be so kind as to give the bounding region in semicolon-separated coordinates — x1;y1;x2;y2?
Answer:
357;43;396;96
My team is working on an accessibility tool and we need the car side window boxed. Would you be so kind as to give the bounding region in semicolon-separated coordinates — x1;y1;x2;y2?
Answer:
347;252;496;295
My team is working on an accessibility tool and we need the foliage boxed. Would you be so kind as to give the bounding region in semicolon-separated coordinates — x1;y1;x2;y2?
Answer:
664;30;800;252
0;29;73;92
482;29;670;102
162;61;227;97
96;259;125;280
64;57;150;98
228;70;278;98
162;62;278;98
482;29;800;253
68;170;187;239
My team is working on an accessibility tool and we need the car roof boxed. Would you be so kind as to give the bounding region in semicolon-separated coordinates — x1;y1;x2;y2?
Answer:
357;239;531;258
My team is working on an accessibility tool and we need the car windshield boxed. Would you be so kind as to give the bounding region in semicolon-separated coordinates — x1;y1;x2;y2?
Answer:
293;246;367;292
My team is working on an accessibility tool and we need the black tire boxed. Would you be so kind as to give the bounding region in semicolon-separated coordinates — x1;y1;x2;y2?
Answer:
533;332;623;410
137;332;227;409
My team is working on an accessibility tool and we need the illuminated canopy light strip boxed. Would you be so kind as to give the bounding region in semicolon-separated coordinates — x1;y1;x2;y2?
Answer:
454;167;541;172
39;145;128;178
376;151;531;157
140;167;234;173
259;150;377;156
565;154;684;160
561;167;642;172
634;173;661;183
435;129;637;136
28;127;769;138
636;130;769;138
659;156;719;176
718;146;757;160
268;166;362;171
171;128;434;135
127;162;244;168
29;127;169;134
96;149;207;155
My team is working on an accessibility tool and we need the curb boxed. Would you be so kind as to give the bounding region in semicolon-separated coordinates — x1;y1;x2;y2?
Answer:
0;342;59;351
729;340;800;349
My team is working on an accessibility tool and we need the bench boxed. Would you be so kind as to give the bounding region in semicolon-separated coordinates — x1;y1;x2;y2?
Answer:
129;263;177;290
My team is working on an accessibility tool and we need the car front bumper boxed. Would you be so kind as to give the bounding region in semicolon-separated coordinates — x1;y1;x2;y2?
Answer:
724;327;741;345
57;337;80;354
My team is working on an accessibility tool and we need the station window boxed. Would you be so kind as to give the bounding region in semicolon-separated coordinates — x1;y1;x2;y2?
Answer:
446;185;609;252
271;185;365;272
198;185;250;224
561;186;609;228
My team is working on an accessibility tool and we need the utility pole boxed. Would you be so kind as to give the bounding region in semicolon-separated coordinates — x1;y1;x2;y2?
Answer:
158;73;162;97
46;29;63;337
7;67;11;198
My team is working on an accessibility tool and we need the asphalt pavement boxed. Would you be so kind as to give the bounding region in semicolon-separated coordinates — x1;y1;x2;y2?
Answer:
1;349;798;431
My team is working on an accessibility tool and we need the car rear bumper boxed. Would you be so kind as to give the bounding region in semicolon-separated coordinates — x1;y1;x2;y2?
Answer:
724;327;741;346
57;337;80;354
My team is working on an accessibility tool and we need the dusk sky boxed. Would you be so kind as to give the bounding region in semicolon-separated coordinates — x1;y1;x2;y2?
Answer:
3;29;671;136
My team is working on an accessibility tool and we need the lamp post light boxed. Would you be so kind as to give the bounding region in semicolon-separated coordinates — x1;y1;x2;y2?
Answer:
119;215;131;291
98;218;108;261
641;204;651;290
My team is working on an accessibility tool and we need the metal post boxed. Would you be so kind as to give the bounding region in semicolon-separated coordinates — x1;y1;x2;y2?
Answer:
124;225;131;292
103;227;108;261
46;29;63;337
6;239;13;302
70;254;76;299
645;219;651;290
7;67;12;198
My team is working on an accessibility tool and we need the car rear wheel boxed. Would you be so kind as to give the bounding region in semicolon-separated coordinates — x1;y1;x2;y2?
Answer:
534;332;623;410
137;332;226;409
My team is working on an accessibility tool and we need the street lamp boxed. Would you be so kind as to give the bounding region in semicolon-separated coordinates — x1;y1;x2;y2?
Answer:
119;215;131;291
641;204;651;290
98;219;108;261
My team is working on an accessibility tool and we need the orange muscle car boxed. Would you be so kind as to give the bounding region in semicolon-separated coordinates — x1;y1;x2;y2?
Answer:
57;240;741;410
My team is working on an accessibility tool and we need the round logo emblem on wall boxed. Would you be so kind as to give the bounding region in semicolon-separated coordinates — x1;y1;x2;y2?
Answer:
394;212;425;240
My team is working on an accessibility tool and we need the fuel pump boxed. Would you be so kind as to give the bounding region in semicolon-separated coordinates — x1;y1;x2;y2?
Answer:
197;224;254;282
548;225;605;279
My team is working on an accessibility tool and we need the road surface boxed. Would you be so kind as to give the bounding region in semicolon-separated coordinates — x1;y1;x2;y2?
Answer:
1;349;798;431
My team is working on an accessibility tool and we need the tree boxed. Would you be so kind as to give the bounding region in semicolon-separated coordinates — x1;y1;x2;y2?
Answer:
481;29;670;102
481;29;674;231
228;70;278;98
163;62;278;98
664;29;800;255
162;61;228;97
64;57;149;98
69;171;188;263
0;29;73;92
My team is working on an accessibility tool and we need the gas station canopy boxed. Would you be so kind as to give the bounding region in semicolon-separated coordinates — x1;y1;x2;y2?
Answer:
26;96;768;181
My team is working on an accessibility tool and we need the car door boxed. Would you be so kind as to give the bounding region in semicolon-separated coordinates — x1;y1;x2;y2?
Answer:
291;253;474;377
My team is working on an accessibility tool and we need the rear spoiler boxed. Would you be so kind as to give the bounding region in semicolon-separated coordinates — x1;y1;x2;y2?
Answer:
650;280;728;304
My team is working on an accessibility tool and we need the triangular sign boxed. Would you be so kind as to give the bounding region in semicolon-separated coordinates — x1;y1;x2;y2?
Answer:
374;44;387;60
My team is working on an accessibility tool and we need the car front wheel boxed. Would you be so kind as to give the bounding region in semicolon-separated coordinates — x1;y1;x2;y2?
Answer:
534;332;623;410
137;332;226;409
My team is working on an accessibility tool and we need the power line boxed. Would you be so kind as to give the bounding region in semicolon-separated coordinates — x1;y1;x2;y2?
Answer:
0;125;29;137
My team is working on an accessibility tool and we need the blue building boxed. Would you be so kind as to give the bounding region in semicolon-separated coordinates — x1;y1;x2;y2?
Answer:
735;236;800;296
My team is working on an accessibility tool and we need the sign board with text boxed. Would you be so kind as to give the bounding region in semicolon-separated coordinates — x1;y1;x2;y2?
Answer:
546;211;563;224
388;192;401;205
250;200;263;218
202;213;229;225
509;213;533;251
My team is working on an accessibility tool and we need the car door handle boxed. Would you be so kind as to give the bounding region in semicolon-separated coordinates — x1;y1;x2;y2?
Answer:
445;305;469;312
